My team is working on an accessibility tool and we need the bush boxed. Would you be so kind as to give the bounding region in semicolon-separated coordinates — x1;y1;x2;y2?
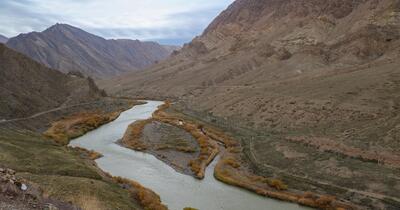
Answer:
44;111;122;145
113;177;167;210
121;119;152;151
223;157;241;168
268;179;288;191
315;195;335;207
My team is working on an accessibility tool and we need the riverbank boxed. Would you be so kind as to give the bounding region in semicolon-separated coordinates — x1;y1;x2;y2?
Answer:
119;119;199;176
0;97;151;210
120;101;357;210
43;100;146;145
71;100;312;210
121;102;218;179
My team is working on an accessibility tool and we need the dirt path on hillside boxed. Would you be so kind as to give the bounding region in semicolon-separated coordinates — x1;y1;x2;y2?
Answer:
0;101;99;124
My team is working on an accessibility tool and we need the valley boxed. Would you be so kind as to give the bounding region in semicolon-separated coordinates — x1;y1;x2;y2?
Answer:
69;101;312;210
1;0;400;209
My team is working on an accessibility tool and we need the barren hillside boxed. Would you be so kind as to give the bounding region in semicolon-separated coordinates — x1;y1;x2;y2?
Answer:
102;0;400;209
6;24;176;78
0;44;104;119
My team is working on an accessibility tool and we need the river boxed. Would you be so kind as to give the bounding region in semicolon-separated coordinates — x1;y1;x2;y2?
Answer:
69;101;310;210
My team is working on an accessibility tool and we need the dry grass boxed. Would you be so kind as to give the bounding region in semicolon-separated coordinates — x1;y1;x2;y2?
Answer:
73;147;103;160
222;157;241;168
152;102;218;179
44;111;122;145
122;119;153;151
113;176;168;210
155;144;196;153
267;179;288;191
74;194;106;210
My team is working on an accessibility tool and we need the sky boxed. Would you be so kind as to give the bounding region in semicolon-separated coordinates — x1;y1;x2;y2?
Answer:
0;0;234;45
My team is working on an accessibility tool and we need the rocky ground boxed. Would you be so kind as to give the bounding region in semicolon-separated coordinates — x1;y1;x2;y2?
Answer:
0;168;79;210
121;120;200;176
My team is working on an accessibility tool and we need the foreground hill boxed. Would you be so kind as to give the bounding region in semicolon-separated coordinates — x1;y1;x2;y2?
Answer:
0;34;7;43
103;0;400;209
0;43;158;210
0;44;104;120
6;24;177;78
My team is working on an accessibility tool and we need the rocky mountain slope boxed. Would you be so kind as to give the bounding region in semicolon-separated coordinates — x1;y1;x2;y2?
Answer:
0;44;104;120
102;0;400;209
0;35;7;44
6;24;176;78
106;0;400;96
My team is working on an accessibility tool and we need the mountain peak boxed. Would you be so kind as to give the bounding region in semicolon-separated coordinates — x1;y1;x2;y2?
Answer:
43;23;84;34
6;24;175;78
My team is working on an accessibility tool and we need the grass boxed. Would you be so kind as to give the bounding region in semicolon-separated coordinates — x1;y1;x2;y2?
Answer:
152;102;218;179
43;110;123;145
113;176;168;210
222;157;241;168
76;195;105;210
121;119;153;151
73;147;103;160
155;144;196;153
0;128;142;210
21;173;140;210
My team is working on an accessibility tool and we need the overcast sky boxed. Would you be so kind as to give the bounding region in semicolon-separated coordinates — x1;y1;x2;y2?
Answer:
0;0;234;45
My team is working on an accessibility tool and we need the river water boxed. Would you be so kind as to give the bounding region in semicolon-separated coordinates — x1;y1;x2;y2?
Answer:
69;101;310;210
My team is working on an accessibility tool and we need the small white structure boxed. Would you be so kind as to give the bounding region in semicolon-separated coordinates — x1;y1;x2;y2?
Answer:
21;183;28;191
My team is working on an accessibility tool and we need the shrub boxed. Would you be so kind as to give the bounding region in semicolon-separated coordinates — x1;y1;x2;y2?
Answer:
223;157;241;168
113;177;167;210
121;119;152;151
44;111;122;145
268;179;288;191
315;195;335;207
188;160;202;175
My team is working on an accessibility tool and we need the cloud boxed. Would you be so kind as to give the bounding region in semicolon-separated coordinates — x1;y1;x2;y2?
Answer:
0;0;234;45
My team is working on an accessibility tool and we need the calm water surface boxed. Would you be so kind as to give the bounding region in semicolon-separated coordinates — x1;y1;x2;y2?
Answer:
69;101;310;210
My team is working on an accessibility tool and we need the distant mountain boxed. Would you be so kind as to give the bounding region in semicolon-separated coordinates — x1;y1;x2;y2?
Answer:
162;45;181;54
6;24;176;78
0;44;103;119
0;34;7;43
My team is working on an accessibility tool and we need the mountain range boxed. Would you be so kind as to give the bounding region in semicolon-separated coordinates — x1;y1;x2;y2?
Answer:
2;0;400;209
101;0;400;209
106;0;400;97
0;34;7;43
6;24;178;78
